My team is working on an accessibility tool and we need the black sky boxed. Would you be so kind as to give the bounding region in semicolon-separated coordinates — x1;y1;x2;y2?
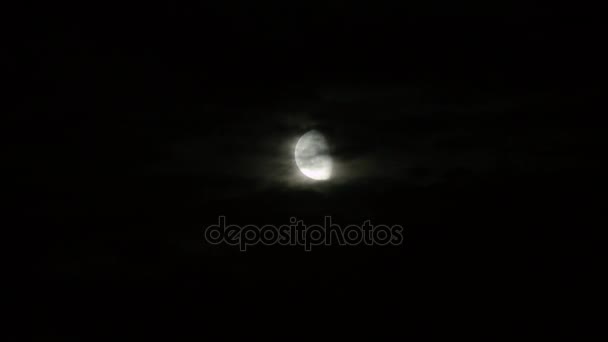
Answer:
7;2;605;339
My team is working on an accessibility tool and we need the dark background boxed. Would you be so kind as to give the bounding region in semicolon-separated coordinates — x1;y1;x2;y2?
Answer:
7;2;605;339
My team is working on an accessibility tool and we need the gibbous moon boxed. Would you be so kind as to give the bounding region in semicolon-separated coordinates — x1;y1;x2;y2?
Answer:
294;130;332;180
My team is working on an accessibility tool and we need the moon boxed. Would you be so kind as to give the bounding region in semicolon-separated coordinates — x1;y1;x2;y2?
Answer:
294;130;332;181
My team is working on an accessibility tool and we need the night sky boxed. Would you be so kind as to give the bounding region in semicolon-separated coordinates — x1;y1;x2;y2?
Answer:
8;2;605;339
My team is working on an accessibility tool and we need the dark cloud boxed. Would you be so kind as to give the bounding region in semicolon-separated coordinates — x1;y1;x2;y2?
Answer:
158;85;561;206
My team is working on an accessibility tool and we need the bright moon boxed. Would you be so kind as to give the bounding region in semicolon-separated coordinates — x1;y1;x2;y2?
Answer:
294;130;332;181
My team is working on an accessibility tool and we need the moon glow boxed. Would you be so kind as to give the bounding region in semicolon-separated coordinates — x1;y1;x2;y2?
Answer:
294;130;332;181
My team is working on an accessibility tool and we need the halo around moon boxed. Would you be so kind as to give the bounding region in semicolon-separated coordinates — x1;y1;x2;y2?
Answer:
294;130;332;181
